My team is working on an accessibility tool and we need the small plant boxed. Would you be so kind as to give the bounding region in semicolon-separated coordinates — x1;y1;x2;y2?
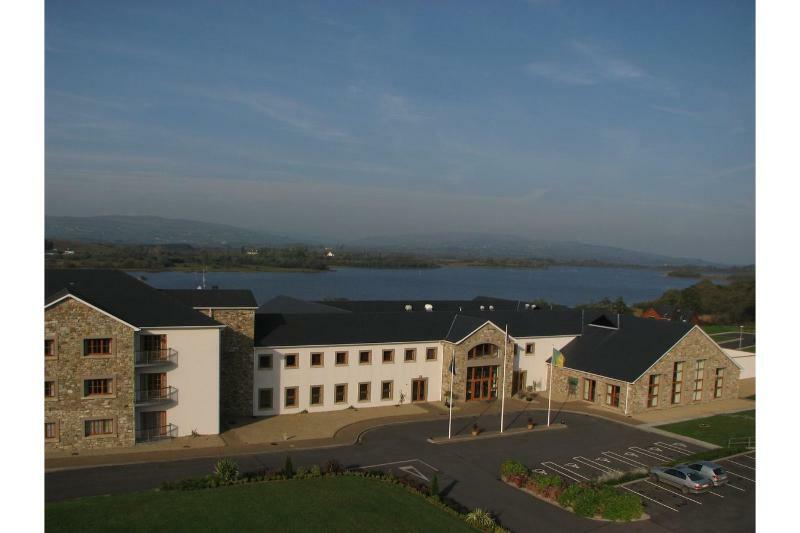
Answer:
430;473;440;499
213;458;239;482
191;429;200;437
321;459;341;474
471;423;480;436
465;508;497;530
527;417;535;430
500;459;528;478
309;465;322;478
283;455;294;478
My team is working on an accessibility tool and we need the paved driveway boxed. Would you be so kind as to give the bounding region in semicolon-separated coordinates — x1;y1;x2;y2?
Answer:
46;410;754;532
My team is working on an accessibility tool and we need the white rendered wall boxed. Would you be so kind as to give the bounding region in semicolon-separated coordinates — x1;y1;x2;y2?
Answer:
513;336;577;391
137;327;221;436
723;348;755;380
253;342;444;415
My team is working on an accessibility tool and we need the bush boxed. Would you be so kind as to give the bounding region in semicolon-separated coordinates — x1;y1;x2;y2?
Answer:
283;456;294;478
430;474;439;498
321;459;342;474
500;459;528;479
600;490;643;521
214;458;239;482
597;467;648;485
465;508;497;530
530;472;562;491
557;483;643;521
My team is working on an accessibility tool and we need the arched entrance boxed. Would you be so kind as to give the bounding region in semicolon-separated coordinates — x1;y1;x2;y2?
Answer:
465;343;501;401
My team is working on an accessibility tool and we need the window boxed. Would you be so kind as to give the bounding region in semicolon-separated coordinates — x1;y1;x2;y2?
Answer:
45;339;55;358
468;343;499;359
381;381;393;400
693;360;705;401
582;378;596;402
648;375;660;408
84;338;112;356
426;347;438;360
258;388;273;409
605;384;620;407
335;351;348;366
258;354;273;369
284;387;298;408
310;385;323;406
334;384;348;404
404;348;416;362
358;382;371;402
672;362;683;404
714;368;724;398
382;349;394;363
311;352;323;367
525;343;535;355
45;421;58;441
285;353;298;369
85;418;114;437
45;380;56;399
83;378;113;397
359;350;371;365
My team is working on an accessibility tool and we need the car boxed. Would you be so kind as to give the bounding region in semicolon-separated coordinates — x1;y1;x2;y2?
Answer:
678;461;728;486
649;466;713;494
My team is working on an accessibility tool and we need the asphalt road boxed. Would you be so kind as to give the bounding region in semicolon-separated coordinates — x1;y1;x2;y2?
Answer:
713;332;756;350
46;410;755;532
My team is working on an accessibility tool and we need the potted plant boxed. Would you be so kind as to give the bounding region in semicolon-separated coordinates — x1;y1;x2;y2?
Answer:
471;423;480;436
527;417;535;430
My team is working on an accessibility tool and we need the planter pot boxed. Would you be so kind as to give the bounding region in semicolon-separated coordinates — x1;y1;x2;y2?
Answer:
527;423;535;430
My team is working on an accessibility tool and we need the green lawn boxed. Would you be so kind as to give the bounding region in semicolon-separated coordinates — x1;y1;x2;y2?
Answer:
701;324;755;335
656;410;755;447
46;476;477;533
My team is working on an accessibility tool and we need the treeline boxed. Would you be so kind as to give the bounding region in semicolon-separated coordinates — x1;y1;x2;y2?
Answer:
638;278;755;324
44;241;439;272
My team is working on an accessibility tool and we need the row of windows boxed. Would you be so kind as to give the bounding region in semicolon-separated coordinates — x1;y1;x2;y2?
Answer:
670;360;725;404
45;337;115;357
258;380;397;410
45;419;115;442
258;347;439;370
45;378;115;399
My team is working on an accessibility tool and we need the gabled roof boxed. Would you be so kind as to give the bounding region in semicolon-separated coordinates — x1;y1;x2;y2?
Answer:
314;296;527;314
558;317;694;382
45;269;221;328
257;295;352;314
163;289;257;309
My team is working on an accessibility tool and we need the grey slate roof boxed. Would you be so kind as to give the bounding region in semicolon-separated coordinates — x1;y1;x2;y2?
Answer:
558;317;695;383
46;269;221;328
314;297;528;314
257;295;352;314
163;289;257;308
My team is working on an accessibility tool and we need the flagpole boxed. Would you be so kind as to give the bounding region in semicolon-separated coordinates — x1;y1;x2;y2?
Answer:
500;325;508;433
448;352;454;439
547;360;554;427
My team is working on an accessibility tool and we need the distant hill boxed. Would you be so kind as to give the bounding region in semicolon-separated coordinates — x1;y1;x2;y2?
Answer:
346;232;722;267
45;215;296;247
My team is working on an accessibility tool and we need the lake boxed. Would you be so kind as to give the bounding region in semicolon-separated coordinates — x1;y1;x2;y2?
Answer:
129;266;701;307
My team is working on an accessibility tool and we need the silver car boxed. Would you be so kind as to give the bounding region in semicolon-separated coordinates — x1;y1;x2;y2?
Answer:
678;461;728;486
649;466;713;494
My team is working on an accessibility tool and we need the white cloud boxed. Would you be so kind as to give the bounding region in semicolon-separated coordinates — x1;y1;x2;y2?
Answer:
524;41;647;86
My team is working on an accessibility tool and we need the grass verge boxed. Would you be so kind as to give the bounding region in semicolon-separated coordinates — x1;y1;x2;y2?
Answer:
46;476;476;533
656;409;755;447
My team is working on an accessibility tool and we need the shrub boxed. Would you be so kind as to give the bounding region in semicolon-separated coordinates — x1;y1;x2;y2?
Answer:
557;483;643;521
283;456;294;478
500;459;528;479
465;508;496;530
600;490;643;521
214;458;239;482
321;459;341;474
309;465;322;478
597;467;648;485
430;474;439;498
530;472;562;491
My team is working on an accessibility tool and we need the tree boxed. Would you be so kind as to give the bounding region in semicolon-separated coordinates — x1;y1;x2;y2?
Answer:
283;455;294;478
430;473;440;499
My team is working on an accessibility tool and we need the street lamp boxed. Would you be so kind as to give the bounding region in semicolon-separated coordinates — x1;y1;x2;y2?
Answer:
739;325;744;349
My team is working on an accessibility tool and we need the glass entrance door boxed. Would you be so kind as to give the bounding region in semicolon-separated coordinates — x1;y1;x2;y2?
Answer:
466;366;498;401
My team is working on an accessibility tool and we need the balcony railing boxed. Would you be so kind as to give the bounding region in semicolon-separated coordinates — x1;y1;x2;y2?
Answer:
135;386;178;405
136;423;178;443
135;348;178;367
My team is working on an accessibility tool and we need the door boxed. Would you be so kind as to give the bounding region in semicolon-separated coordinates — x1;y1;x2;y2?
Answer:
411;379;427;402
467;366;498;401
582;378;596;402
141;411;166;435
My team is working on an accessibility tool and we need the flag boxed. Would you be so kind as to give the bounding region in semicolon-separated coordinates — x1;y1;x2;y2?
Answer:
552;347;565;368
449;357;457;375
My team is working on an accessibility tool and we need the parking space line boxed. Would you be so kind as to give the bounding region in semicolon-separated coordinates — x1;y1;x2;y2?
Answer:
644;480;702;504
622;485;679;512
357;459;439;472
725;459;756;471
724;470;755;482
629;446;673;462
573;456;620;473
725;483;746;492
541;462;589;482
603;451;647;467
707;490;724;498
654;441;693;456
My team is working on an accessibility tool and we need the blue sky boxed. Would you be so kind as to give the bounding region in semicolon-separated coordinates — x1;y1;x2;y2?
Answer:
45;0;754;264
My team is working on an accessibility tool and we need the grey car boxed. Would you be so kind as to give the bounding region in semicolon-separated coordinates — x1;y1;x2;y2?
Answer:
649;466;713;494
678;461;729;486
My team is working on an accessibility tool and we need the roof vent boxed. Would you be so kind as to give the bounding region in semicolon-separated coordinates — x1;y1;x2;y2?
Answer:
404;304;413;312
480;305;485;311
489;305;494;311
531;303;537;310
424;303;433;312
524;303;530;309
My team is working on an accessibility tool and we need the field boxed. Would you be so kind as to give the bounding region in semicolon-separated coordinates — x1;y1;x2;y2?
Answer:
656;409;756;447
46;476;476;533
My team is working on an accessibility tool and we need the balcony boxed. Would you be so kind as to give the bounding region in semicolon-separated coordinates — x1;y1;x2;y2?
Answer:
135;348;178;367
136;423;178;443
135;386;178;406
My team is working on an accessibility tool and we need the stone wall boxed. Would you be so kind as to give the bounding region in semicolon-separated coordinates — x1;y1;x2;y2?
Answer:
442;323;515;404
200;308;255;417
550;327;741;416
45;298;136;449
